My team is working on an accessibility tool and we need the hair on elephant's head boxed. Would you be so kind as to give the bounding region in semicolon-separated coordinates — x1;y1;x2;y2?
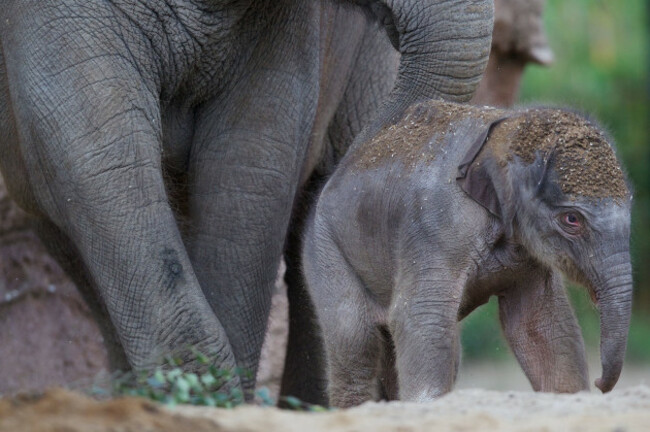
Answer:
458;109;633;393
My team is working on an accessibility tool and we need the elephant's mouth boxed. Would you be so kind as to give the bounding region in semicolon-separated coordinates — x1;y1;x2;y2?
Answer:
560;258;599;306
578;268;600;307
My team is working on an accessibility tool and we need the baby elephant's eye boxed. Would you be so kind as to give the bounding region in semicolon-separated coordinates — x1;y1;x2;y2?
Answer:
558;211;584;235
565;213;579;225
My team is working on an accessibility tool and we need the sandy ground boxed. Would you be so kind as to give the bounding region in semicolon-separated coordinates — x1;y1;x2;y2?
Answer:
2;385;649;432
2;276;649;431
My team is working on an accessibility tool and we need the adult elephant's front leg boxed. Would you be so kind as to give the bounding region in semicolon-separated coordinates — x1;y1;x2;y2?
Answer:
0;9;239;385
187;76;318;393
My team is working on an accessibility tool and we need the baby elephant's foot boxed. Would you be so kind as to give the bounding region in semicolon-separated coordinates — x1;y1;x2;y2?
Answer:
401;386;448;403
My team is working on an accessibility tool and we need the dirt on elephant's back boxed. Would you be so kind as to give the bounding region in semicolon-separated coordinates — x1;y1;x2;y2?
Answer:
353;101;505;171
2;386;650;432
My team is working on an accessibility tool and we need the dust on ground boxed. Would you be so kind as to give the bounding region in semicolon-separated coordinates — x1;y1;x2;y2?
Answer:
2;386;650;432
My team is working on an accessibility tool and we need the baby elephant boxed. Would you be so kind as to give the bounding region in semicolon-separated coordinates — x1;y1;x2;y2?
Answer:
303;100;633;407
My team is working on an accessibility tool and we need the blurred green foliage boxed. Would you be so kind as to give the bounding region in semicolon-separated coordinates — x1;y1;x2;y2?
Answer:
106;350;328;410
462;288;650;362
107;350;249;407
462;0;650;362
521;0;649;308
461;297;508;361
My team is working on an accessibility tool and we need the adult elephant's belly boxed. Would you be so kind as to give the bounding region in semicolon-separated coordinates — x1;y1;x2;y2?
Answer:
300;5;375;185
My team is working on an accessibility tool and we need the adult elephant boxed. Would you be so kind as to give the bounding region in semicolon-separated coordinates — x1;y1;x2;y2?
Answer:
0;0;493;398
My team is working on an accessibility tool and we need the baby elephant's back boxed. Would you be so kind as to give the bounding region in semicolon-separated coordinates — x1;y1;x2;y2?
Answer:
313;102;507;286
349;101;506;179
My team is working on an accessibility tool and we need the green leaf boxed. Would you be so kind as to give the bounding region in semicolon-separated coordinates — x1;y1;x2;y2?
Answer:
190;348;210;365
167;368;183;381
184;373;201;391
173;377;191;403
309;405;329;413
200;372;217;389
146;376;164;389
255;387;275;406
283;396;302;409
154;369;167;385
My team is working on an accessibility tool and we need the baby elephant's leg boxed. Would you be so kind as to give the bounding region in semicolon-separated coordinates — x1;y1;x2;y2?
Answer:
499;269;589;392
303;236;381;408
389;279;464;402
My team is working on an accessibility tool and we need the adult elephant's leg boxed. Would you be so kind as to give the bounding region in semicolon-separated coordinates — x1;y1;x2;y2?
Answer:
12;105;238;378
2;43;125;374
186;15;320;393
0;13;238;383
17;104;238;378
187;105;316;393
280;172;328;405
280;15;399;405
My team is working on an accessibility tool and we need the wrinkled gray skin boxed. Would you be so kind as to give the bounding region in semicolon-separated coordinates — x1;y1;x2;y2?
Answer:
0;1;493;400
304;102;633;407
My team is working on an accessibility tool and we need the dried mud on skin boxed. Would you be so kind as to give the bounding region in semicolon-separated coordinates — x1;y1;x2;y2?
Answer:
490;109;629;200
354;100;628;202
354;101;506;171
2;387;650;432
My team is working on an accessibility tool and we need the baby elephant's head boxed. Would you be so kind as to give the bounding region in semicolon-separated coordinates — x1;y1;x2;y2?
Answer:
459;109;632;393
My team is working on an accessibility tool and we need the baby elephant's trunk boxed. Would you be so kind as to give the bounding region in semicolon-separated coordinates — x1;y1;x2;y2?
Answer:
594;256;633;393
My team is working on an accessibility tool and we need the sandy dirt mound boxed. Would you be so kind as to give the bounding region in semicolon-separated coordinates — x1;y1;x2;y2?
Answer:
2;386;649;432
0;389;220;432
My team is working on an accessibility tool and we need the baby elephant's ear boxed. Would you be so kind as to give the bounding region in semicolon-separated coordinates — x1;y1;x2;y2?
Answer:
456;118;508;219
